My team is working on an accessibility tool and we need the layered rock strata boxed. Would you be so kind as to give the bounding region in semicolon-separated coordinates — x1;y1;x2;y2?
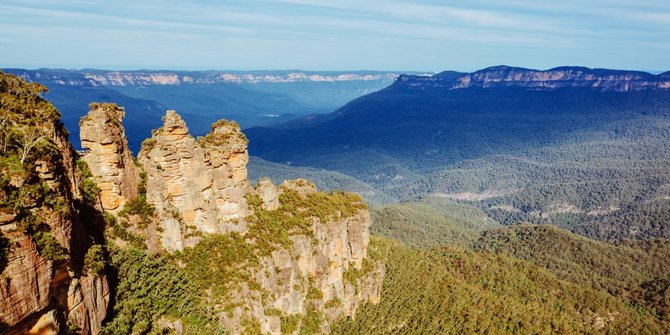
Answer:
75;106;383;333
137;111;250;251
80;103;139;211
397;65;670;92
224;181;383;334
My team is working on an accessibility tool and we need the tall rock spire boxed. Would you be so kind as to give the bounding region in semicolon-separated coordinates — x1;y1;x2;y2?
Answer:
79;103;140;211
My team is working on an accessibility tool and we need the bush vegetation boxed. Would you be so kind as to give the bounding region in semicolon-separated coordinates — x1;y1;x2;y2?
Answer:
475;223;670;325
332;236;668;334
371;195;499;248
118;171;154;229
84;244;105;276
100;246;225;335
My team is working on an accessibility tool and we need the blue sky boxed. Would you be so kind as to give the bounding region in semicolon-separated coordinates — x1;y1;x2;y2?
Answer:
1;0;669;72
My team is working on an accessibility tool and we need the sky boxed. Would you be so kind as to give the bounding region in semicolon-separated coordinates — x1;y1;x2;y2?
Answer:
0;0;669;72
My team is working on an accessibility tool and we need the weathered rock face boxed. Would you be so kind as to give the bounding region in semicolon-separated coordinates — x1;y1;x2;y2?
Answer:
0;237;52;328
80;103;140;211
138;111;250;252
67;276;110;335
1;216;109;335
256;178;281;211
0;72;109;334
222;182;383;335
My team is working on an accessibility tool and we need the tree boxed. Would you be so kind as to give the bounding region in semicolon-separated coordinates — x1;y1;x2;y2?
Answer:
14;123;48;164
0;71;57;164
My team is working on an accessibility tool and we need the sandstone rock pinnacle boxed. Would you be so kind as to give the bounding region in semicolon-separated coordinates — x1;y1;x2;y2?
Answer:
80;103;140;211
138;110;250;251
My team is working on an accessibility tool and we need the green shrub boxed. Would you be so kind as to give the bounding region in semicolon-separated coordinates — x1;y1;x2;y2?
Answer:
0;233;10;272
298;307;322;335
281;315;300;335
306;286;323;300
84;244;105;276
33;231;66;262
177;233;258;296
118;196;154;229
325;297;342;309
119;170;154;229
77;160;100;207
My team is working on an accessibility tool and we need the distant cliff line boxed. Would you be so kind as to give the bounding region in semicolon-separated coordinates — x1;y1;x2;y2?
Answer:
396;65;670;92
2;68;418;86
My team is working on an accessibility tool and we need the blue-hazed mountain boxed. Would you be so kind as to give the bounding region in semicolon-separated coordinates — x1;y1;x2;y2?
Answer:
246;66;670;240
3;68;411;152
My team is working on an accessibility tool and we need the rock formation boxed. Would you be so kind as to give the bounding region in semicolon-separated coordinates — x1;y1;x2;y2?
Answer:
256;178;281;211
80;103;139;211
78;107;383;333
137;111;250;251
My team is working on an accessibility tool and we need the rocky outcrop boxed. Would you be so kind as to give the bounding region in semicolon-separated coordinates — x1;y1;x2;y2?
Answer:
67;276;109;335
397;66;670;92
138;111;250;252
80;103;140;211
126;112;383;333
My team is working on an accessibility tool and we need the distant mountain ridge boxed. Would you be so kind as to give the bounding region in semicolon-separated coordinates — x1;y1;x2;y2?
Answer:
246;65;670;241
397;65;670;92
4;68;413;86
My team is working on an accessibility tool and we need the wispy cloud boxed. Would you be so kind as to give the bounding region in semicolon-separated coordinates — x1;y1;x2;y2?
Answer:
0;0;668;71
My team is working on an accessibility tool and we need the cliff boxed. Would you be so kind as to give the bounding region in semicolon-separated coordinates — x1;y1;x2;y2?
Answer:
0;71;109;334
4;69;403;86
79;103;140;211
396;65;670;92
212;179;384;334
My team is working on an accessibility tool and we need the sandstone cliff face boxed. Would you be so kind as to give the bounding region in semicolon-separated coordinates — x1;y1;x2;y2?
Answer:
221;182;383;334
10;69;401;87
0;72;109;334
80;103;140;211
397;66;670;92
137;111;249;252
0;237;52;328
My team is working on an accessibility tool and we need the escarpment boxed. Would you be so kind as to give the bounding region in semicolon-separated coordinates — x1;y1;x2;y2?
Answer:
79;103;140;211
396;65;670;91
0;72;109;334
76;107;383;333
